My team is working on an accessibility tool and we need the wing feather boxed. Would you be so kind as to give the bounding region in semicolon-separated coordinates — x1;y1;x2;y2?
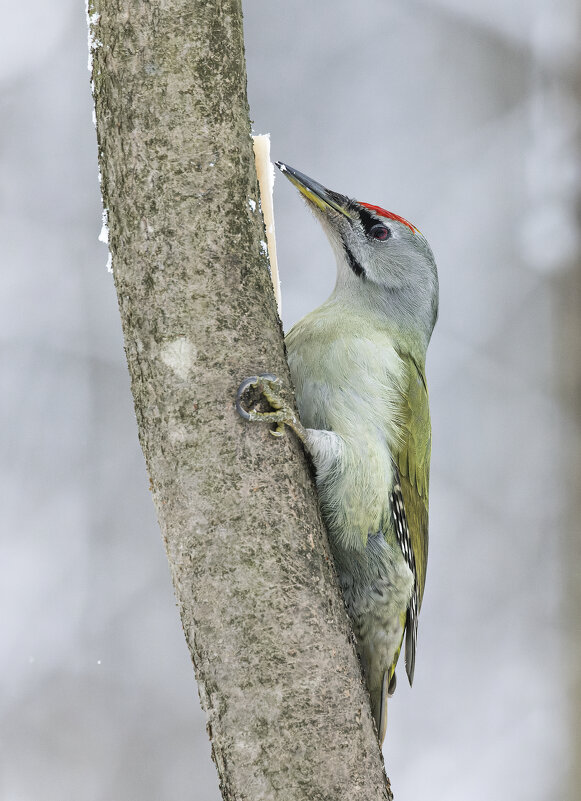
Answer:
393;353;431;681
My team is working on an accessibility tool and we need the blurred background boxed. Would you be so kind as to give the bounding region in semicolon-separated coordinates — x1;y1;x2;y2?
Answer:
2;1;580;799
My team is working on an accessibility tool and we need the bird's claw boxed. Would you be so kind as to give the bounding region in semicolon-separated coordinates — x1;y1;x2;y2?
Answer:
236;373;306;443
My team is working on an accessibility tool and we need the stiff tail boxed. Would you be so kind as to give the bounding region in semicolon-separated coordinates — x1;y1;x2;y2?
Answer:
371;671;390;745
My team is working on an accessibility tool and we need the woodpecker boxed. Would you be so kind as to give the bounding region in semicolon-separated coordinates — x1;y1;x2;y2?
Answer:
237;162;438;743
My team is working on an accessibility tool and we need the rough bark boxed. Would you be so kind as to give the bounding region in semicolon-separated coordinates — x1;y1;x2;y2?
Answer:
89;2;392;799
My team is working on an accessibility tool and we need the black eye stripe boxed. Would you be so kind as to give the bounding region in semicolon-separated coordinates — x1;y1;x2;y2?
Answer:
358;206;391;240
358;205;380;233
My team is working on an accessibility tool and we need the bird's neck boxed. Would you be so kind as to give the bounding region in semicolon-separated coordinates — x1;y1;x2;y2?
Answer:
325;282;429;367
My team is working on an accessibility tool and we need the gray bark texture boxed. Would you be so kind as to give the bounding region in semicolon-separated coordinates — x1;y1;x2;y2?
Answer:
89;1;392;799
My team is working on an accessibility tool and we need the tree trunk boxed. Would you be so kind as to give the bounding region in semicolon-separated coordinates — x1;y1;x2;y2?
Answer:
89;1;392;798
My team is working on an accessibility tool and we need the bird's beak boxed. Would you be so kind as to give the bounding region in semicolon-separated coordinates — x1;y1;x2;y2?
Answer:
275;162;353;220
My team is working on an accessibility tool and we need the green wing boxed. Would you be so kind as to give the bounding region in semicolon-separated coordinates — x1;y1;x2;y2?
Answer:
395;352;431;609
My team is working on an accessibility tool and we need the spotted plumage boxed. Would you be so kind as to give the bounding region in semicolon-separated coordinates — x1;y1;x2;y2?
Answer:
391;481;418;683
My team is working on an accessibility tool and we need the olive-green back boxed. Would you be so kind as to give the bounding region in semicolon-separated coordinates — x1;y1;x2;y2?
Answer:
394;352;431;609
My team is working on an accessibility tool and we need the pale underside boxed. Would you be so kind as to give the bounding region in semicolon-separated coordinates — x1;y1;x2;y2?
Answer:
285;301;430;736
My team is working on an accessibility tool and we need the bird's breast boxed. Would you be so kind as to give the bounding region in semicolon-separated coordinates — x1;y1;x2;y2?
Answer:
287;318;406;453
286;317;407;548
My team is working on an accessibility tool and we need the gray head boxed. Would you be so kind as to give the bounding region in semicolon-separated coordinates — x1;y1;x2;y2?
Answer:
277;162;439;352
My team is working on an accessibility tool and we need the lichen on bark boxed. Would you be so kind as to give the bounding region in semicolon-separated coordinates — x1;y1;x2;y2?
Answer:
89;1;393;798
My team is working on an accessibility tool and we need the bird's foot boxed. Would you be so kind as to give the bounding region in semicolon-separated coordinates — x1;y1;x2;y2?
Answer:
236;373;306;443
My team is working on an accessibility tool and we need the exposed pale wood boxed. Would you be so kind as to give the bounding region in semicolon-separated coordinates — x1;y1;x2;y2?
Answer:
253;134;281;313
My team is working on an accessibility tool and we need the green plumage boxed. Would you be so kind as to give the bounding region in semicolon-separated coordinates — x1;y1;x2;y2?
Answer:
243;161;439;742
395;351;431;610
286;309;432;736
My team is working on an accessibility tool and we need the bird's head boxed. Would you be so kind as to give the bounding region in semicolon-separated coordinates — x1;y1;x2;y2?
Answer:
276;162;439;348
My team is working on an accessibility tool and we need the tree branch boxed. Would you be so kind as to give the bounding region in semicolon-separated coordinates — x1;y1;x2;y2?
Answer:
89;1;392;798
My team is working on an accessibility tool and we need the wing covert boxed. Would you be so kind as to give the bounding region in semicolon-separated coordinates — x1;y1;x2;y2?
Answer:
395;354;431;606
392;353;431;683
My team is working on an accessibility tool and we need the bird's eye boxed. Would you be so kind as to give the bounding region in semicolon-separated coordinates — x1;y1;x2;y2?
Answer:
369;224;390;241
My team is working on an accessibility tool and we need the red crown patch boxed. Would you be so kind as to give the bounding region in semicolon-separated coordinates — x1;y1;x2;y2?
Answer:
359;202;418;233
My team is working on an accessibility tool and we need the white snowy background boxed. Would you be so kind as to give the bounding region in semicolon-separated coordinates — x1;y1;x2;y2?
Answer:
2;1;580;799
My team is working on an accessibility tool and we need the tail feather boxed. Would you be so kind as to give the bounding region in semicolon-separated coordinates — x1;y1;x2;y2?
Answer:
405;592;418;685
371;671;389;745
